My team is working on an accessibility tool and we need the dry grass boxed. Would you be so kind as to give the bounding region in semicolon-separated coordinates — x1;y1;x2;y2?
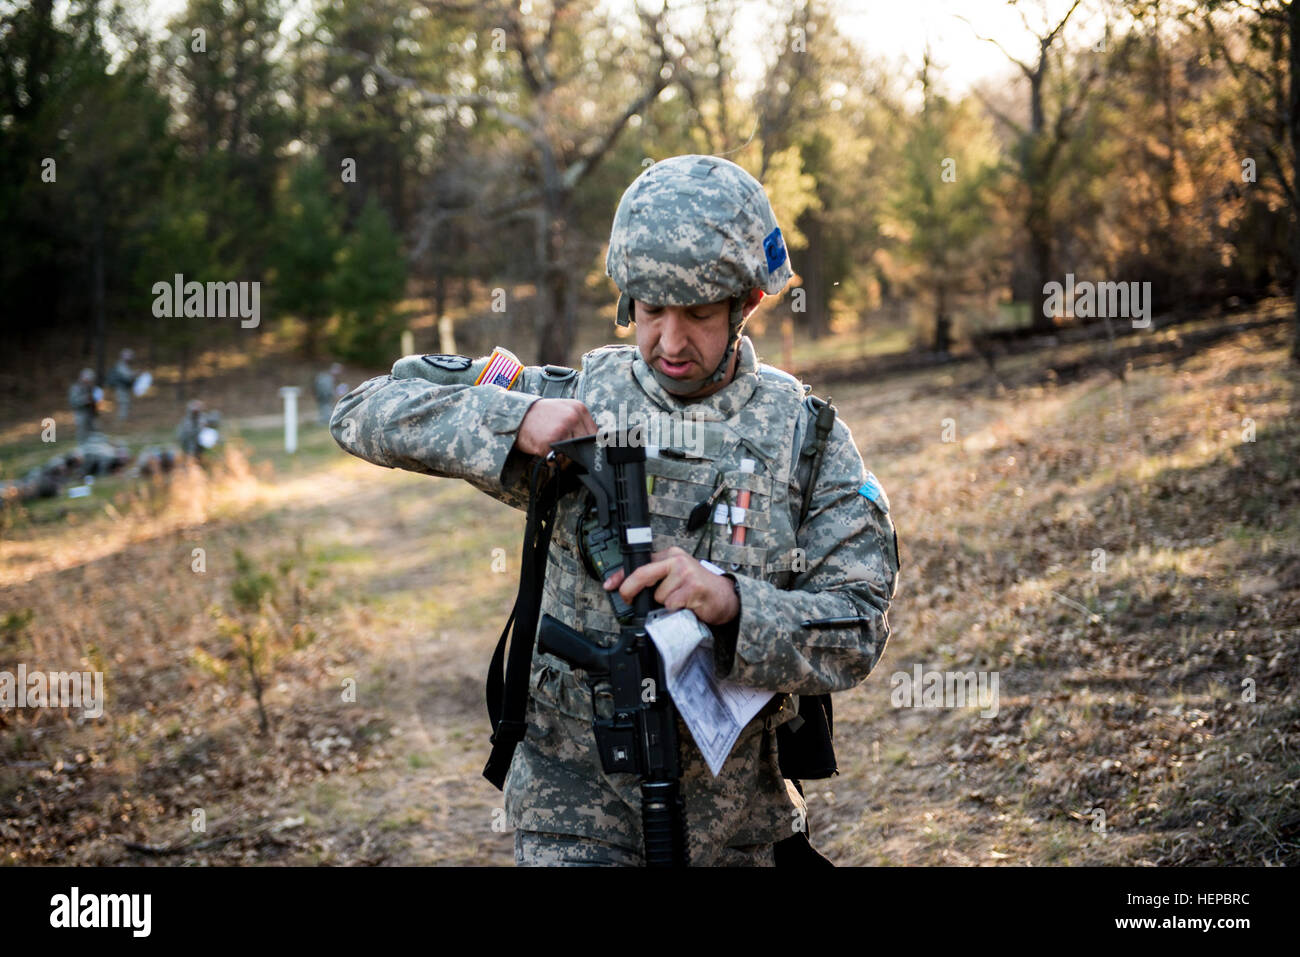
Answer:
1;305;1297;866
820;312;1299;866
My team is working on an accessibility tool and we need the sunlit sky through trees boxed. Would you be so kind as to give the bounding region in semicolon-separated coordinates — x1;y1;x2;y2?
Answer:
138;0;1112;99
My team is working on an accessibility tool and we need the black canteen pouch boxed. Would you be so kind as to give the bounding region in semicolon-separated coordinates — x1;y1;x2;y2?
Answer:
772;695;837;867
776;693;837;780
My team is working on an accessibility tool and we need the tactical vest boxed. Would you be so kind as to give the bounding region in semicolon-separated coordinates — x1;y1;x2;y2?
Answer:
529;346;811;728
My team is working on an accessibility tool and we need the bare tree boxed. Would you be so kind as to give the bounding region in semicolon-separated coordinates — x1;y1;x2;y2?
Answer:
341;0;675;365
965;0;1100;333
1198;0;1298;360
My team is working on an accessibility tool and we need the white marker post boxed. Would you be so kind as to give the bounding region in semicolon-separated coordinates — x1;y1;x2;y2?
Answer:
279;386;300;454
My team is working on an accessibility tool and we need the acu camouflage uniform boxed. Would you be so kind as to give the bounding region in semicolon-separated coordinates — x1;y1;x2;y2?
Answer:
108;355;136;421
330;154;899;866
330;338;899;865
177;406;219;460
315;369;338;425
69;375;98;443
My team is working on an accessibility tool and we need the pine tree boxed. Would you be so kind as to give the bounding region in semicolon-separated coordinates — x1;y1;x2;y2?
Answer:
330;196;407;365
270;158;343;356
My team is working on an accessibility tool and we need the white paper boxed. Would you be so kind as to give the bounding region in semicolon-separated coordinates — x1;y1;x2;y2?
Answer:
645;608;773;777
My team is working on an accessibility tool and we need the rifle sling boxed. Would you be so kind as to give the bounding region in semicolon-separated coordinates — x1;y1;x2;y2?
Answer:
483;457;570;789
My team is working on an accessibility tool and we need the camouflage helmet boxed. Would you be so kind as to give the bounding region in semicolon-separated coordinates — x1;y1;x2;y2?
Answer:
606;154;793;395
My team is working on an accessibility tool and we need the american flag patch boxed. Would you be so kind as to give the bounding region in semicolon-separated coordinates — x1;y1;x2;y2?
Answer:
474;348;523;390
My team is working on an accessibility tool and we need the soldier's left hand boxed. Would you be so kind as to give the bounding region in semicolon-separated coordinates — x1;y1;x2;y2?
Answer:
604;546;739;626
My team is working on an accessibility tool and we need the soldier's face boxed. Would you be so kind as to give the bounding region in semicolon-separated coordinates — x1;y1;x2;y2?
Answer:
633;289;762;397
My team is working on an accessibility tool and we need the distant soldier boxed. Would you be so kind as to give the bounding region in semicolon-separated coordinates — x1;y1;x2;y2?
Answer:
177;400;205;460
34;459;63;498
21;453;71;500
314;363;343;424
69;369;99;442
22;465;59;500
78;432;131;477
177;400;220;462
131;444;177;479
107;349;139;421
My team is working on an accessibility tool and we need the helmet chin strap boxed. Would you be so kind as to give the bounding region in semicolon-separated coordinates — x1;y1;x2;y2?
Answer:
649;298;746;397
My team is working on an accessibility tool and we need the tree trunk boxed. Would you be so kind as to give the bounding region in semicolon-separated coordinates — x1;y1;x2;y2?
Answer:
1026;67;1055;333
798;209;829;339
1029;189;1054;333
434;269;453;354
934;285;951;354
1293;271;1299;365
92;207;107;383
178;339;190;403
433;269;447;328
301;313;318;359
1290;0;1299;362
537;265;574;366
535;195;575;366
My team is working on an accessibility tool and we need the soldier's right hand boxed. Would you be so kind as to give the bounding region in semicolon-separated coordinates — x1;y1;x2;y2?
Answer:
514;399;599;457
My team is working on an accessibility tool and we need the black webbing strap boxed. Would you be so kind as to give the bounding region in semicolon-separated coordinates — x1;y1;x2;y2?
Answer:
797;395;836;528
776;393;841;869
483;456;567;789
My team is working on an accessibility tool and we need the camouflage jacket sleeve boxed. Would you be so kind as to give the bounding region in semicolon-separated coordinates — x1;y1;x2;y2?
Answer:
328;353;568;512
716;417;900;696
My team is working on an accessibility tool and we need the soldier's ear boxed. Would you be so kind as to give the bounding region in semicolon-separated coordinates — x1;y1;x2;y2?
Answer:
741;288;764;319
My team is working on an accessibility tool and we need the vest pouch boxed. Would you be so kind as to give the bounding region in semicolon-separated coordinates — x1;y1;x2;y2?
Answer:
775;693;837;780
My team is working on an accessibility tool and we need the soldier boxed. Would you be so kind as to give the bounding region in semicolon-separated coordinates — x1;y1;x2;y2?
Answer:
177;399;213;461
78;432;131;477
130;444;177;479
107;349;139;421
330;155;900;866
69;369;98;442
315;363;343;425
23;459;63;499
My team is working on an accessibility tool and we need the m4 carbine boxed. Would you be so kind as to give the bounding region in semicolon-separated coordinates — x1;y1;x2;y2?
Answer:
537;433;689;867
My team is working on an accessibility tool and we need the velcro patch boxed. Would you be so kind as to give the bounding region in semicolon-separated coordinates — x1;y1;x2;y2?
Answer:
421;354;471;371
858;472;890;514
763;227;787;274
475;348;524;390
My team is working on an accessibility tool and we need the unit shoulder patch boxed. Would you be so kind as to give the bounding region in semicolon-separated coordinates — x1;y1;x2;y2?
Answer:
857;471;890;514
421;354;472;371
